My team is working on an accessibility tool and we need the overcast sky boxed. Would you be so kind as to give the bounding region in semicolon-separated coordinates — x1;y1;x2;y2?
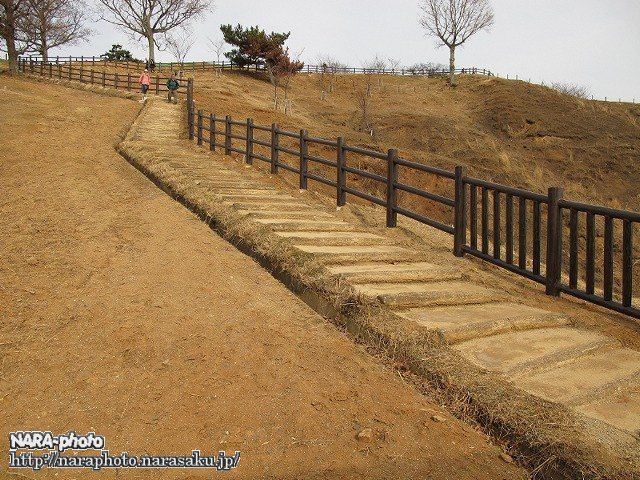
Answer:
58;0;640;101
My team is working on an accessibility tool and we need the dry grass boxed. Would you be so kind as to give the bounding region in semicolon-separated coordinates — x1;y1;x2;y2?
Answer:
179;69;640;214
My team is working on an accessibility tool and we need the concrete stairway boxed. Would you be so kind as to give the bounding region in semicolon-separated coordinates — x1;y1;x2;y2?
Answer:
124;100;640;439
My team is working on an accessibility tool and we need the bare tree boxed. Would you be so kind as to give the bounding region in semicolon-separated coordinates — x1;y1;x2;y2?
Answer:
316;55;347;93
166;30;194;67
387;57;401;71
551;82;591;100
364;54;387;72
97;0;211;63
419;0;494;85
1;0;31;73
363;55;386;95
206;35;225;63
23;0;90;62
271;47;304;113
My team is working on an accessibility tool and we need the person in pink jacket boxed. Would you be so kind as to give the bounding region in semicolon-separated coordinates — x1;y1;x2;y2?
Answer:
139;69;151;102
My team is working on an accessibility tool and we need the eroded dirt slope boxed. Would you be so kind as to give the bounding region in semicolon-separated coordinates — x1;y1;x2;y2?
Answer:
179;68;640;213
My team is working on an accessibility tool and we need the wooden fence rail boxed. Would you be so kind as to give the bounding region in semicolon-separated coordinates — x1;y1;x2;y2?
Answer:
21;55;493;78
185;83;639;320
18;58;188;95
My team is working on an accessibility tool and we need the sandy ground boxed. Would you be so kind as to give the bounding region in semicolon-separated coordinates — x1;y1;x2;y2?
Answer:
0;76;526;479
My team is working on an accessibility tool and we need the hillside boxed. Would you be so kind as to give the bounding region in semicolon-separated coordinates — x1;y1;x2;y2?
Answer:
184;68;640;214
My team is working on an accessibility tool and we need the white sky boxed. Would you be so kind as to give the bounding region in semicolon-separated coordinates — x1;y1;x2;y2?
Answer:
54;0;640;101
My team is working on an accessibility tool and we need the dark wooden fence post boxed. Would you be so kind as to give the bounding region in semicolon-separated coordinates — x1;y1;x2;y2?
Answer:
545;187;563;296
209;114;216;151
102;71;106;88
186;78;194;104
224;115;232;155
386;149;398;227
270;123;279;174
454;166;467;256
197;110;203;146
127;72;131;90
155;76;160;95
187;79;194;140
299;129;308;189
336;137;346;207
246;118;254;164
622;220;633;307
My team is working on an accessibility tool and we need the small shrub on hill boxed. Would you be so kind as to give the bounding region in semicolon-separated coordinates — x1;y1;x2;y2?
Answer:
550;82;591;99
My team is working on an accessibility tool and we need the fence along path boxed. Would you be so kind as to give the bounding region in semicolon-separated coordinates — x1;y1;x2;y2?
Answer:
22;55;492;77
184;81;640;321
119;98;640;438
17;57;187;95
18;58;639;320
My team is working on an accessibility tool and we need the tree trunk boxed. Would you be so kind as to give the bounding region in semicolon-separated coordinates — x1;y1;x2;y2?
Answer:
3;1;18;74
147;33;155;62
266;62;276;87
273;83;278;110
40;36;48;63
449;45;456;86
6;35;18;74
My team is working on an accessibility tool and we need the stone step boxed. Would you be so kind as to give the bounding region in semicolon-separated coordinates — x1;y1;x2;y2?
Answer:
220;196;299;205
255;219;360;232
230;202;315;210
352;281;502;308
513;348;640;406
326;261;462;283
275;231;390;246
205;181;275;189
576;382;640;435
212;188;278;195
238;210;335;220
394;303;569;344
215;193;297;203
294;245;427;264
454;327;617;375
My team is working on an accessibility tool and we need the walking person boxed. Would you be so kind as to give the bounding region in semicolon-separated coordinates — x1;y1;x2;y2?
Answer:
166;73;180;104
139;68;151;102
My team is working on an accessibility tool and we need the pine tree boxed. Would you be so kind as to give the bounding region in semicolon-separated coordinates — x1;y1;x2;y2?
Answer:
220;24;302;86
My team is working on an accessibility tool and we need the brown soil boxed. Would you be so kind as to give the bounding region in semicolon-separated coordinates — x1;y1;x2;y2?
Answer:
0;76;527;478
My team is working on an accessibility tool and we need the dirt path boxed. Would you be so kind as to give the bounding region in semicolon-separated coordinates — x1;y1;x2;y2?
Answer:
0;78;525;478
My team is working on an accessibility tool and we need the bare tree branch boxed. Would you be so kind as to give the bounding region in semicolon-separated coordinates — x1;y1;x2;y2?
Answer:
419;0;494;85
206;35;225;62
22;0;91;62
1;0;33;72
96;0;212;62
165;29;193;66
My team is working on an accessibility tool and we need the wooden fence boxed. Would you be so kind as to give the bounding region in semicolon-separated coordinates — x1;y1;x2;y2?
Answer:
21;55;492;78
185;80;639;320
18;57;187;95
17;59;638;320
